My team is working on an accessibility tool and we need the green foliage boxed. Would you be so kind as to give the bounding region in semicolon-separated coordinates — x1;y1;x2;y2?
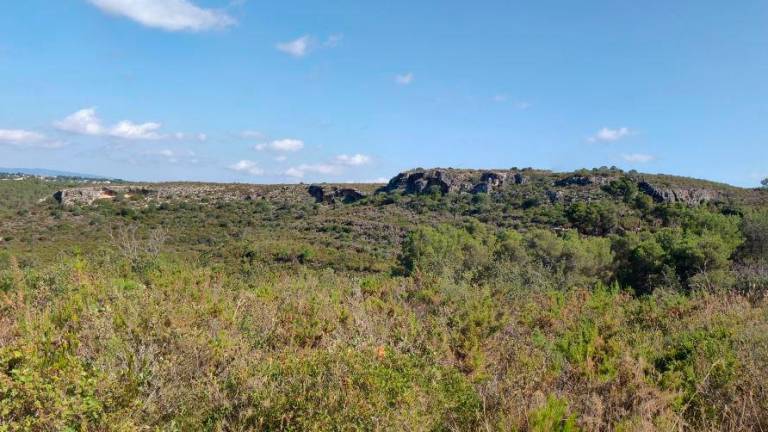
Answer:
1;173;768;430
400;224;489;281
603;177;638;203
529;395;580;432
613;208;744;293
250;350;481;431
740;209;768;262
566;201;619;235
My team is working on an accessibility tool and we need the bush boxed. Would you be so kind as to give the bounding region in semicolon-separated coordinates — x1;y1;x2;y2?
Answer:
400;224;489;281
566;201;619;235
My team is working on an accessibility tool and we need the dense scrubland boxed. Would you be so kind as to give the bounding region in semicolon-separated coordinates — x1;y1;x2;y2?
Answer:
1;169;768;431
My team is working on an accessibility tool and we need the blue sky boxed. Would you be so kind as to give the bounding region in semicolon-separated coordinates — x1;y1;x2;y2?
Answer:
0;0;766;186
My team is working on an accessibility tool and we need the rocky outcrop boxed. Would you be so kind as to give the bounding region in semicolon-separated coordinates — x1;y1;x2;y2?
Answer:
379;169;529;196
555;175;613;187
308;185;366;204
54;186;160;206
54;187;120;205
546;190;565;204
380;170;464;195
638;181;721;205
513;173;529;185
472;172;506;193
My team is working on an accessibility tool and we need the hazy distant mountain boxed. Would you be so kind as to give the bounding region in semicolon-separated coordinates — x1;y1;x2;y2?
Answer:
0;167;111;179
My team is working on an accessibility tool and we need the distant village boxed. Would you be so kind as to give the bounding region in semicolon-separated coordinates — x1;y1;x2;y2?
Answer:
0;172;117;183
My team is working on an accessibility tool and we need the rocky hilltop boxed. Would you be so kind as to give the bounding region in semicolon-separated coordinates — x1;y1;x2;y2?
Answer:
51;167;760;208
377;168;528;195
375;168;731;206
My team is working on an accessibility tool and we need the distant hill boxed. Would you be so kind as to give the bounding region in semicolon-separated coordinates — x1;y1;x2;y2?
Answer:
0;167;112;179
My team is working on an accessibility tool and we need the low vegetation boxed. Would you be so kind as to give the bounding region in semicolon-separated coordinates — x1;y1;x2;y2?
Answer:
1;169;767;431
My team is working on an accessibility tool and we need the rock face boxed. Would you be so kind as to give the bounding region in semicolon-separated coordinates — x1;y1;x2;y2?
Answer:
380;170;462;195
638;181;720;205
308;185;366;204
555;175;613;187
379;169;528;196
546;190;565;204
54;187;120;205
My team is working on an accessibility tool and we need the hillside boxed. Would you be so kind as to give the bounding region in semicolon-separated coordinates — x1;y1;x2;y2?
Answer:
2;166;765;265
1;167;768;431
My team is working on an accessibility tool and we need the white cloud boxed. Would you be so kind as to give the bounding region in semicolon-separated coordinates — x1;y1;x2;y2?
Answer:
173;132;207;141
588;127;631;143
284;163;340;178
621;153;656;163
395;72;414;85
276;36;312;57
255;138;304;152
87;0;235;32
229;160;264;175
282;153;372;179
492;94;508;103
335;153;371;166
54;108;104;136
275;155;288;162
110;120;163;140
54;107;198;141
0;129;46;144
0;129;64;149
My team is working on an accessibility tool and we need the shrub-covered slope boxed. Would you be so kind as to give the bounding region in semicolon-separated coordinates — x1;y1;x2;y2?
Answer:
1;167;767;431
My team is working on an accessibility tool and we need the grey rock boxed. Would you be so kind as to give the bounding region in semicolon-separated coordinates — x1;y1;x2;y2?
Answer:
380;168;527;196
54;187;118;205
555;175;613;187
638;181;720;205
546;190;565;204
308;185;366;204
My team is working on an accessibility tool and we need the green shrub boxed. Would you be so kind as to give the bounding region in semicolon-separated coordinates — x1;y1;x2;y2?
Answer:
529;395;580;432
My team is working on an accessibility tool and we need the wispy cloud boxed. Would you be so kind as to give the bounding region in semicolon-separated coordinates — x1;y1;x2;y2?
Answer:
514;101;531;110
621;153;656;163
110;120;163;140
362;177;389;184
0;129;64;149
87;0;235;32
323;34;343;48
228;160;264;175
284;163;340;178
335;153;371;166
588;127;631;143
276;35;312;57
276;34;343;57
492;95;531;110
395;72;414;85
240;130;265;139
285;153;372;178
173;132;208;141
142;148;198;164
254;138;304;152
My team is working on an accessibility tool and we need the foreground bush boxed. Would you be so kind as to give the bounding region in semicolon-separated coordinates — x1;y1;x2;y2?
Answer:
2;253;767;431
